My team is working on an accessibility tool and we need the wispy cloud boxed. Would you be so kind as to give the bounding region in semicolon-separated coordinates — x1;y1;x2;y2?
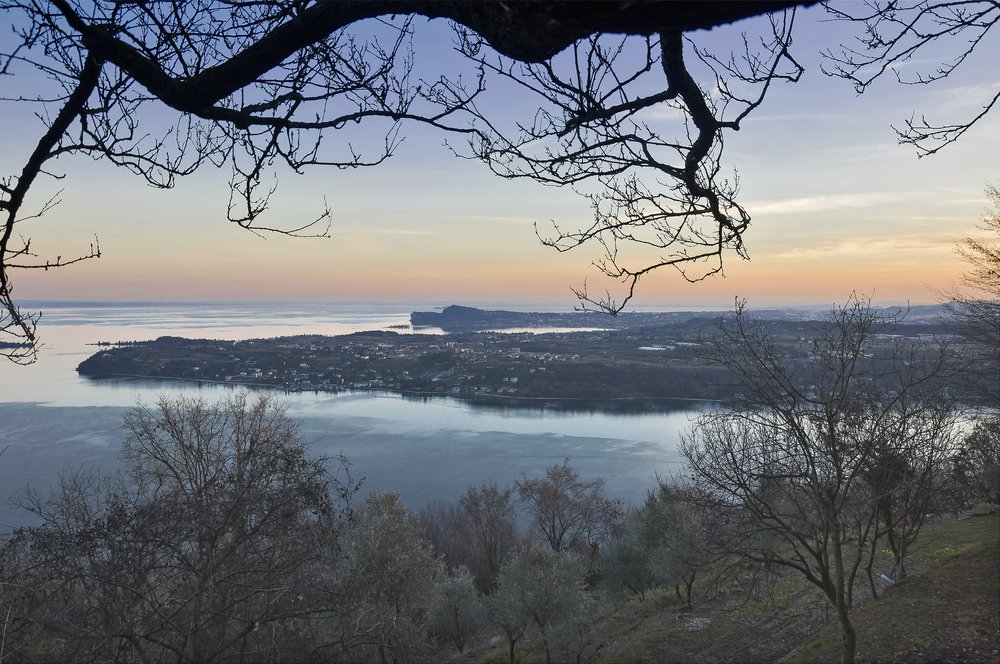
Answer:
768;233;958;260
463;214;535;226
908;81;1000;114
740;112;845;124
745;192;899;215
373;229;433;236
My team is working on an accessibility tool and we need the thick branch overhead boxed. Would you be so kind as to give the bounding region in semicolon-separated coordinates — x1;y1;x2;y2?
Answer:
0;0;820;360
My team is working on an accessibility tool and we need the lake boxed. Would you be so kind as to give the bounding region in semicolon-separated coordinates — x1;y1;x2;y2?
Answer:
0;301;707;528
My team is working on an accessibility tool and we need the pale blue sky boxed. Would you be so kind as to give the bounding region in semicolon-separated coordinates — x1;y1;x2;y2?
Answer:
1;4;996;309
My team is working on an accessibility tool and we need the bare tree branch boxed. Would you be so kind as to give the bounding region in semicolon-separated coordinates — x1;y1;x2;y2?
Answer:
0;0;817;360
824;0;999;156
454;11;802;313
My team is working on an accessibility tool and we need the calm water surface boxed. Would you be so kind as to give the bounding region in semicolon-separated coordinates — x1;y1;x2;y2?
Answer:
0;302;706;528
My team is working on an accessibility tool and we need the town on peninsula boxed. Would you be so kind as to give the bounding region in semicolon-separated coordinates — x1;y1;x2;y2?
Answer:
76;305;961;410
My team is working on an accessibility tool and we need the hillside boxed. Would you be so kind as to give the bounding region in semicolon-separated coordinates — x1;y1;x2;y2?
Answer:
458;509;999;664
793;511;999;663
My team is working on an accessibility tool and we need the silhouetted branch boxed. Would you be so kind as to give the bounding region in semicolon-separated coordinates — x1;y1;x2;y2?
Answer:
824;0;999;156
455;11;801;313
0;0;814;360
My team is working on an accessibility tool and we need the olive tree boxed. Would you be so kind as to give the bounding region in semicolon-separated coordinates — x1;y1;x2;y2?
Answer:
342;490;442;664
487;544;594;664
425;565;486;654
642;479;721;609
599;509;661;602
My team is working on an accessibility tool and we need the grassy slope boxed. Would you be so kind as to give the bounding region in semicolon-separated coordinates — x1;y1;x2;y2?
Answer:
599;511;999;664
459;510;999;664
792;511;1000;663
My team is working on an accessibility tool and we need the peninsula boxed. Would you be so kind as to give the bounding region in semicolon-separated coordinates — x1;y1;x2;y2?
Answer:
77;324;733;409
77;305;959;410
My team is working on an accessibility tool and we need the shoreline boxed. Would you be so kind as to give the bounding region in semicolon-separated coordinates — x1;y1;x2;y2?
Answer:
79;371;720;413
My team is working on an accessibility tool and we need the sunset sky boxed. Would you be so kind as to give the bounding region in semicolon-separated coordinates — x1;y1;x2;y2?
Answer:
2;4;997;310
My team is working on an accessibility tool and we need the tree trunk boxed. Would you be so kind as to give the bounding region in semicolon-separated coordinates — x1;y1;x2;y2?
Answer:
894;533;909;579
837;603;856;664
864;535;879;600
684;573;696;609
864;511;880;599
885;516;900;572
832;517;856;664
453;607;465;653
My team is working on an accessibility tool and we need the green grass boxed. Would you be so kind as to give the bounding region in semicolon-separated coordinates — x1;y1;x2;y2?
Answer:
450;510;999;663
792;510;1000;664
607;512;995;663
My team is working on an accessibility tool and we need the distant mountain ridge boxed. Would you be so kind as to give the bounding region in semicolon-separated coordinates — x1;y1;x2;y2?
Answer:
409;304;709;332
410;303;949;332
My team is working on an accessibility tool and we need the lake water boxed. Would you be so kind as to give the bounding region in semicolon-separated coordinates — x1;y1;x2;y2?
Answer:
0;302;707;529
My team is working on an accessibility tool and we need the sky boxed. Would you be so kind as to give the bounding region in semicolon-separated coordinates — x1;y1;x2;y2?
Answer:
1;4;997;311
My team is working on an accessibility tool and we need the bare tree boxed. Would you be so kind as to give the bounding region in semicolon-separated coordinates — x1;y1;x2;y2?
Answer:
938;185;1000;405
454;14;803;312
0;1;813;361
3;2;995;362
824;0;999;156
414;499;475;572
15;393;358;662
681;296;959;664
459;481;519;590
516;460;621;558
0;530;40;662
414;482;519;592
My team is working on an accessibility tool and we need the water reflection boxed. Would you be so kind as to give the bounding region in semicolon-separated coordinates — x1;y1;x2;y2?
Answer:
0;303;701;529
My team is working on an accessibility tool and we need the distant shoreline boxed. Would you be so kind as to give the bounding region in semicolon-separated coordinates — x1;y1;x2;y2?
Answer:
80;370;719;413
75;304;958;413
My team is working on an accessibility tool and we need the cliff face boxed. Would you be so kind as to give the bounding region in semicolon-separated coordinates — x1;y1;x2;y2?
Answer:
410;305;502;327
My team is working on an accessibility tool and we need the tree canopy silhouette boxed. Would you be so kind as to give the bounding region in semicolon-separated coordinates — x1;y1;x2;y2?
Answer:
1;0;994;363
